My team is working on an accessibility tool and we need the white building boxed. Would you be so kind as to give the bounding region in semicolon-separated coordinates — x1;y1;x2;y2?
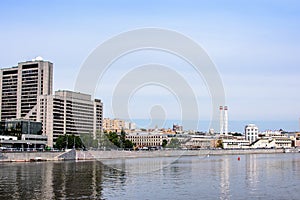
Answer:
251;135;292;149
37;90;103;147
245;124;259;143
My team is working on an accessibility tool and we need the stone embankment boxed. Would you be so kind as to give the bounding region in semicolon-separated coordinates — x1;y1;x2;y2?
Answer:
0;148;287;162
0;149;76;162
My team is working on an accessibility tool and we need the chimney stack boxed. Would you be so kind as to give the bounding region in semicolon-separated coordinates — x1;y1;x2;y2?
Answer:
219;105;228;135
224;106;228;135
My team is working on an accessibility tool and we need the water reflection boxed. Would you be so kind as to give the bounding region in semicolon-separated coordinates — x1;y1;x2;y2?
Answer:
0;154;299;199
220;156;230;200
101;156;181;175
0;161;105;199
245;154;259;194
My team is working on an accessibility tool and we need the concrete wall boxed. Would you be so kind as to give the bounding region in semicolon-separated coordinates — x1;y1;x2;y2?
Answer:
79;149;285;160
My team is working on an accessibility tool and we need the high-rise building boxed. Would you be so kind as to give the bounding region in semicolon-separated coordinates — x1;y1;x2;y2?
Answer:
0;57;53;121
37;90;103;147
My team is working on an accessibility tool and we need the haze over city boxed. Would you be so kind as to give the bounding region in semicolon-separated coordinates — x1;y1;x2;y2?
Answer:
1;0;300;131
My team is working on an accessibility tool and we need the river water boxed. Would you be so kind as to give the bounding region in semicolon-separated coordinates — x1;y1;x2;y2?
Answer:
0;153;299;199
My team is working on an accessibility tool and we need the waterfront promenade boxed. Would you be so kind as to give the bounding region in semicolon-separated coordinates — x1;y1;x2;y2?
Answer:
0;148;287;162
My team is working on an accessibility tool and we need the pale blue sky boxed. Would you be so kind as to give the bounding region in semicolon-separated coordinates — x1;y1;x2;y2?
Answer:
1;0;300;130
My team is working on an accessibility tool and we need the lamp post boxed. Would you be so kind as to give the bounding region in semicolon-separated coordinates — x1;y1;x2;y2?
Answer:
65;134;68;151
73;136;75;149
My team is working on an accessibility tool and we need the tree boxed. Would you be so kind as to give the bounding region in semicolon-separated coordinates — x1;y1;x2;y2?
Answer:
124;140;134;149
55;134;84;150
106;132;120;148
104;131;134;149
162;139;168;148
167;138;180;148
216;139;223;148
120;129;126;148
232;133;243;136
80;133;98;149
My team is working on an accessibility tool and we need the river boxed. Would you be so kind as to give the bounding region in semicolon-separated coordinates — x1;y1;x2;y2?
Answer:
0;153;299;199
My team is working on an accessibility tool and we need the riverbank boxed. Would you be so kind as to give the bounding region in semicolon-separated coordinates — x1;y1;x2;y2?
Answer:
0;148;292;162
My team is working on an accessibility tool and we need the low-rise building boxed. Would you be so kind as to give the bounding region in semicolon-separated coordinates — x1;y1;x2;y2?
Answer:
126;133;167;148
251;131;292;149
181;135;215;149
295;132;300;147
222;139;250;149
0;119;47;149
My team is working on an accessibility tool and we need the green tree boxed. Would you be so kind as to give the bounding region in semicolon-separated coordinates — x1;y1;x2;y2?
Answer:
104;131;134;149
120;129;126;148
167;138;180;149
162;139;168;148
124;139;134;149
106;132;120;148
55;134;84;150
80;133;98;149
232;133;243;136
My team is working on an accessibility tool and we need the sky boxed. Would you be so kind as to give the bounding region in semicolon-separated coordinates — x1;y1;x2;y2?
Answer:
0;0;300;131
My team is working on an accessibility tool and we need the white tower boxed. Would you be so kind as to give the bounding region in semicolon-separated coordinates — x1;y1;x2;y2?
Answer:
224;106;228;135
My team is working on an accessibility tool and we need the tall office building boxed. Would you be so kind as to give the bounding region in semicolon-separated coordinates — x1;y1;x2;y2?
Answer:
37;90;103;147
0;57;53;121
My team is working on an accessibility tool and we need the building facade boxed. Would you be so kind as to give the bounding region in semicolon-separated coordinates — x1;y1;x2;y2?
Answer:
0;119;47;148
245;124;259;143
126;133;167;147
0;57;53;121
103;118;136;133
37;90;103;147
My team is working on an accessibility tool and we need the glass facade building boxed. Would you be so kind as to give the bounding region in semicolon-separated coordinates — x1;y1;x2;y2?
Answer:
0;120;42;140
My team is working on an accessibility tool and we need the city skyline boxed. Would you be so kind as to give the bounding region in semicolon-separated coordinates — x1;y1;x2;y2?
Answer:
1;1;300;129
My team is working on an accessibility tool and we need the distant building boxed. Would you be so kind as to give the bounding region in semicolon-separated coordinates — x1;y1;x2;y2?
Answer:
37;90;103;147
172;124;183;133
222;138;250;149
182;135;215;149
245;124;259;143
251;132;292;149
125;121;136;131
103;118;136;133
126;133;167;147
0;57;53;121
